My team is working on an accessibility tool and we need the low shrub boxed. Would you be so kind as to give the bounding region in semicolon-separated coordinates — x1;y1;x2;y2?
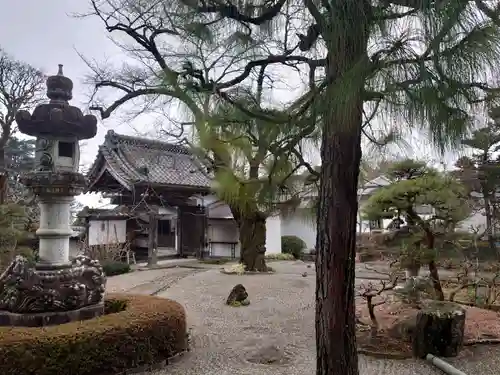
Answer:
0;294;187;375
223;263;246;275
265;253;295;261
104;298;128;314
281;235;306;259
102;261;131;276
199;257;232;265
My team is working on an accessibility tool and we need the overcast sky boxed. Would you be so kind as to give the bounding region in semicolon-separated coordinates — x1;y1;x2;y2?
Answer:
0;0;135;164
0;0;471;208
0;1;143;206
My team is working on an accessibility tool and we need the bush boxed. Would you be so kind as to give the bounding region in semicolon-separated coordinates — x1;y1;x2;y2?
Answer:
104;298;128;314
265;253;295;261
0;294;187;375
281;235;306;259
223;263;246;275
102;261;131;276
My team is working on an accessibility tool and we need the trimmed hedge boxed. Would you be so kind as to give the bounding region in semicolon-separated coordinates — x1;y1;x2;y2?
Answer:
0;294;187;375
102;261;131;276
265;253;295;261
281;235;307;259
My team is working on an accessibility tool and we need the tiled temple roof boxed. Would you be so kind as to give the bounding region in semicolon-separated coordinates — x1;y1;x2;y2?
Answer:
86;130;211;192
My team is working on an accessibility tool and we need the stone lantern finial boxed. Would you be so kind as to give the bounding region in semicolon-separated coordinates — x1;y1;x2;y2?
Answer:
46;63;73;102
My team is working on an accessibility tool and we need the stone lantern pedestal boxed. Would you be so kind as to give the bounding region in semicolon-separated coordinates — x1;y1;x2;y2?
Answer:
0;65;106;327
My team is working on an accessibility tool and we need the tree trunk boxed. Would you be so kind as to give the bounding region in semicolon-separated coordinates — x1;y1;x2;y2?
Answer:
483;191;495;252
315;4;369;372
147;212;158;267
237;211;268;272
0;147;7;204
423;228;445;301
428;260;445;300
316;125;362;375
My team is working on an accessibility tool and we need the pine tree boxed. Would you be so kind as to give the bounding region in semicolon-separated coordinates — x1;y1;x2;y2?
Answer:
456;119;500;249
363;160;470;300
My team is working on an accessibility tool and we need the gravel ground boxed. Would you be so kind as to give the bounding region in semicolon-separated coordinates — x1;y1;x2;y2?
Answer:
139;262;442;375
111;261;500;375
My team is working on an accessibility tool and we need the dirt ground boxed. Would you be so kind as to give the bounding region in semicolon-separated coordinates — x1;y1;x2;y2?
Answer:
356;297;500;357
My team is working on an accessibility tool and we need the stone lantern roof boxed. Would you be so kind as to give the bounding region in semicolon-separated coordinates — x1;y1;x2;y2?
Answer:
15;64;97;140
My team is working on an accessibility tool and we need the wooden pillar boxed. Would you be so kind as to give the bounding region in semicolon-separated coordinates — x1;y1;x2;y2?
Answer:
175;207;181;256
148;212;158;267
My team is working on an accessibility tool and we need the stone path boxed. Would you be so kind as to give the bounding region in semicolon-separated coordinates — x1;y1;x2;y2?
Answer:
107;267;202;295
107;261;500;375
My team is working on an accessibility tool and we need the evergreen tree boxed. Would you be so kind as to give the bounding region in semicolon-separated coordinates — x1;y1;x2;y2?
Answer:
4;136;38;231
363;160;470;300
455;119;500;249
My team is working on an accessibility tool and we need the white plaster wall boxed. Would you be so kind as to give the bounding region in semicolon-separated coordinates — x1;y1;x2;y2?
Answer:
88;219;127;246
207;219;240;258
457;211;487;233
207;200;233;219
196;194;219;207
210;243;241;258
280;210;317;250
208;219;238;242
265;215;282;254
158;206;177;217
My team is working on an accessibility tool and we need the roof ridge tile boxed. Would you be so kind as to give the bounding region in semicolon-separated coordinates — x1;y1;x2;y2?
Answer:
105;130;190;155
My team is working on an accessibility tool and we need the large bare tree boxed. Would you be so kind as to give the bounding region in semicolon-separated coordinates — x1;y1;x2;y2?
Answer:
82;0;500;374
0;49;44;204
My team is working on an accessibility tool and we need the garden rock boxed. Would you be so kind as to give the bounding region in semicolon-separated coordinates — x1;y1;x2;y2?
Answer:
226;284;248;305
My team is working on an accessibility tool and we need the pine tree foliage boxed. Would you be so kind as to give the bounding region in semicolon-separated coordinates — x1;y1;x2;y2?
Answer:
363;160;470;229
454;117;500;243
196;88;317;216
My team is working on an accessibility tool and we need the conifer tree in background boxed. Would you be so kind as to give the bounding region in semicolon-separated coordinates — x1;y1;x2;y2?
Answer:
455;117;500;251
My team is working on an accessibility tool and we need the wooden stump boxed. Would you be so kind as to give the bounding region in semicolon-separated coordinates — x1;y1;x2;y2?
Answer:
412;301;466;358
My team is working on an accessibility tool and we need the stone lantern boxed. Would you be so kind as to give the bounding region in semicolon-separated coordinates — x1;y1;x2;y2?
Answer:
0;65;106;327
